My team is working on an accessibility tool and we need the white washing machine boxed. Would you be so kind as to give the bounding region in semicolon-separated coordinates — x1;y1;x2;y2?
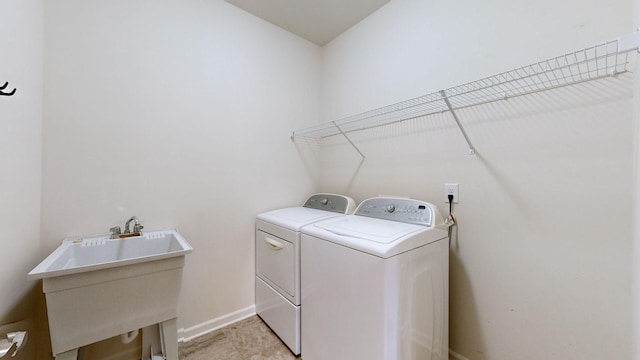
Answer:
301;197;450;360
255;193;356;355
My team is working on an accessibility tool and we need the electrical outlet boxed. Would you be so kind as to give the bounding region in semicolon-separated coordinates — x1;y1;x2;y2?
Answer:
444;183;459;203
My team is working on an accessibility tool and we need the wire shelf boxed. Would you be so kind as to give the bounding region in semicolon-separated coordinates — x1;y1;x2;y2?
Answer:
291;32;639;154
443;40;631;110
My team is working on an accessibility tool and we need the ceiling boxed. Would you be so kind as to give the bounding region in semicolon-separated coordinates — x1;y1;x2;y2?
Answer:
224;0;390;46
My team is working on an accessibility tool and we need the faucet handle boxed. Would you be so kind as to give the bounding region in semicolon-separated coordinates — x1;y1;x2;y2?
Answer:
109;226;122;239
133;224;144;233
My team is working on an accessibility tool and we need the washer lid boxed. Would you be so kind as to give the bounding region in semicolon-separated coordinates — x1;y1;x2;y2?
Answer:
313;216;425;244
257;206;347;231
303;215;447;258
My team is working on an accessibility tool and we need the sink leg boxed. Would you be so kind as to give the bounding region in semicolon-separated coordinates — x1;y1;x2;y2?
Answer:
159;318;178;360
142;324;161;359
54;348;78;360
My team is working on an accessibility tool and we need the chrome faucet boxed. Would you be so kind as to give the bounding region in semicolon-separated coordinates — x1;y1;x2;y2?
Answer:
124;216;144;234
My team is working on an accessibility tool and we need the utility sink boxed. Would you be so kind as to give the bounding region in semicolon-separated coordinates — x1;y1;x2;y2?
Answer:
28;229;192;280
28;229;192;359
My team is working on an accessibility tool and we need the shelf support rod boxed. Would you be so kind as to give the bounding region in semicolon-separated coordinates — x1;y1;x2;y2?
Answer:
440;90;476;155
332;121;366;160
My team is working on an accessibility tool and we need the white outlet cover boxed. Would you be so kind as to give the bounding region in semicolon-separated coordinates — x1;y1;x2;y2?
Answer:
444;183;459;203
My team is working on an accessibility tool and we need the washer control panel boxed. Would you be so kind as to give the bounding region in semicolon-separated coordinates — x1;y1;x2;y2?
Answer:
355;197;434;226
303;194;354;214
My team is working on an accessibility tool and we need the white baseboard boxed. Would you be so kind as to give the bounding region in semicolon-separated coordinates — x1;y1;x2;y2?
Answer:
178;305;256;343
449;348;471;360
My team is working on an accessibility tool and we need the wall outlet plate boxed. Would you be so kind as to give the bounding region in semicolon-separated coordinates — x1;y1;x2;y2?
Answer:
445;183;459;203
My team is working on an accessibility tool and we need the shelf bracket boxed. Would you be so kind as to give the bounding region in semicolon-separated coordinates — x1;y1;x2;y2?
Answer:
618;26;640;53
440;90;476;155
332;121;366;160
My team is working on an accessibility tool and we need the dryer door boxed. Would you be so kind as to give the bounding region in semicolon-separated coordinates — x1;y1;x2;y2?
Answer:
256;230;296;301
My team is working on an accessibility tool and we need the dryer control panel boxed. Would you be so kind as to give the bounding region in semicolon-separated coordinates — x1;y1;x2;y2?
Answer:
303;193;355;214
355;197;434;226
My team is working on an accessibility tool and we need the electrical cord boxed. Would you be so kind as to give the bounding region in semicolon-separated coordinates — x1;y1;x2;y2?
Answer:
447;194;456;241
447;194;456;225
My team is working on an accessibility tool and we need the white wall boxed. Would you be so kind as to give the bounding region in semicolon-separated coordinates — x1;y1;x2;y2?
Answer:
42;0;320;344
318;0;634;359
633;4;640;360
32;0;640;358
0;0;42;358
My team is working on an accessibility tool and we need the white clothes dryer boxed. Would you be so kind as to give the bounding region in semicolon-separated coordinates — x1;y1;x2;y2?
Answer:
301;197;449;360
255;193;355;355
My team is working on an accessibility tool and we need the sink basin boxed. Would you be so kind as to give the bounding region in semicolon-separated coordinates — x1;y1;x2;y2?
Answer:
28;229;192;358
28;229;192;280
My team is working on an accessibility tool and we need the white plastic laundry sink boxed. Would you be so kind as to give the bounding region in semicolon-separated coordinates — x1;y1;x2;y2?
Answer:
28;229;192;358
28;229;192;280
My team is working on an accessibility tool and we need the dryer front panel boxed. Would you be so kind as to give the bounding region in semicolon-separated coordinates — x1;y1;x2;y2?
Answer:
255;229;297;303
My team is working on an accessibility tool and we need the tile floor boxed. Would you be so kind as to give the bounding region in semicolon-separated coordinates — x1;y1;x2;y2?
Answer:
178;316;300;360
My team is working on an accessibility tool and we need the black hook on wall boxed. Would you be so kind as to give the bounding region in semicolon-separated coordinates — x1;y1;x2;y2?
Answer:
0;82;16;96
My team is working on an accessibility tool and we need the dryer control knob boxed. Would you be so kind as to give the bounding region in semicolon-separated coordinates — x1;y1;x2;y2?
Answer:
321;198;329;205
386;204;396;213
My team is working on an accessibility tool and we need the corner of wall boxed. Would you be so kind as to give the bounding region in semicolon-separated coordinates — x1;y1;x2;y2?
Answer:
0;0;45;357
